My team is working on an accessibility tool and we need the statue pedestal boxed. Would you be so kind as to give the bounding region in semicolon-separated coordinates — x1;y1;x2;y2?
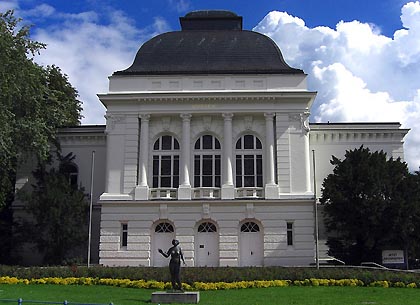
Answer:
151;291;200;304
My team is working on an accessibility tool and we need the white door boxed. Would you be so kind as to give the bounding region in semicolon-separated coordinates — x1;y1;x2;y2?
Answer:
240;222;263;266
196;232;219;266
196;222;219;267
153;222;175;267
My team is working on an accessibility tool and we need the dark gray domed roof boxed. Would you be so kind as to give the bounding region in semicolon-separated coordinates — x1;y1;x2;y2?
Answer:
114;10;303;75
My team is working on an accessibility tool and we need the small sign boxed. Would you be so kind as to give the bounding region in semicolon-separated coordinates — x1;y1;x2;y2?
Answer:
382;250;405;264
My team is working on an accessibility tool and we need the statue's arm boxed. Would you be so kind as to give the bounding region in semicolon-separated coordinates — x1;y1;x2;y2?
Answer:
158;248;169;258
180;249;186;265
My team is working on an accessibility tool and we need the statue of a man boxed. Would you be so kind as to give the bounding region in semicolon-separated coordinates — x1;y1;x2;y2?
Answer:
158;239;186;291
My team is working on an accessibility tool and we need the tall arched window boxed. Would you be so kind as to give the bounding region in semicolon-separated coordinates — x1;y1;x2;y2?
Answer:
235;134;263;187
152;135;180;188
194;135;221;187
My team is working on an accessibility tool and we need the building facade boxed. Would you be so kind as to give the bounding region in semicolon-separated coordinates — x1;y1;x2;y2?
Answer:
94;11;408;267
14;10;409;266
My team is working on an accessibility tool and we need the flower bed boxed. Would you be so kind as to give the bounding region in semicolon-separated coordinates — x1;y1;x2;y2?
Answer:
0;276;418;290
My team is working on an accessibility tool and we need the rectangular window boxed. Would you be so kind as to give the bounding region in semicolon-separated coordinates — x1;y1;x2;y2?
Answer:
121;223;128;249
287;222;293;246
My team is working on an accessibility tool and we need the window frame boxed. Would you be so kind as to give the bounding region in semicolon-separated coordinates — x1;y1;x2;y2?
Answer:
152;135;180;188
235;134;263;188
120;223;128;250
193;135;221;188
286;221;294;246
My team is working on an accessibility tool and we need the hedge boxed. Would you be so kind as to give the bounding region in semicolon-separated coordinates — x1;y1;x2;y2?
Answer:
1;266;420;286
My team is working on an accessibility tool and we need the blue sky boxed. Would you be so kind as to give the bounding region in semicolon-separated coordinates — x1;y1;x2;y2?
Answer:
1;0;420;170
12;0;406;36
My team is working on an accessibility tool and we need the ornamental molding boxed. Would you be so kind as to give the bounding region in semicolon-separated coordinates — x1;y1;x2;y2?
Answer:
202;116;212;131
105;114;125;133
309;131;406;143
161;116;171;131
301;111;311;133
243;116;253;130
202;203;211;219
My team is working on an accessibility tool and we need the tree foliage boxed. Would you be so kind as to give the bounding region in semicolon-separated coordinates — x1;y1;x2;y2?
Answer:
321;146;420;266
0;10;82;208
21;152;89;265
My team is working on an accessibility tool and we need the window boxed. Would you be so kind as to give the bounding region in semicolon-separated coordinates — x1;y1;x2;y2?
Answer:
152;136;180;188
155;222;174;233
287;222;294;246
60;162;78;188
241;221;260;233
194;135;221;187
121;223;128;249
235;135;263;187
198;222;217;233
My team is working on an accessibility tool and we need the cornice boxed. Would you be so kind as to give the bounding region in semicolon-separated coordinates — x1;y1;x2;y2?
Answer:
97;90;317;103
309;130;409;144
57;126;106;144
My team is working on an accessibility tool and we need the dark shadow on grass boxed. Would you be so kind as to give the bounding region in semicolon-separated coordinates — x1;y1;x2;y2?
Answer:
123;298;152;303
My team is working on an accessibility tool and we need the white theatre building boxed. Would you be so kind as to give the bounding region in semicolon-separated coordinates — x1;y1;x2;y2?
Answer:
15;10;409;266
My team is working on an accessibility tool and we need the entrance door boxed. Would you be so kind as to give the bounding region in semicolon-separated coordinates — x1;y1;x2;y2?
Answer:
196;222;219;266
153;222;175;267
240;221;263;266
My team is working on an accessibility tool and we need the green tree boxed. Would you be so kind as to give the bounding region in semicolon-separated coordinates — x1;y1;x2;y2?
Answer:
321;146;420;266
21;152;89;265
0;10;82;263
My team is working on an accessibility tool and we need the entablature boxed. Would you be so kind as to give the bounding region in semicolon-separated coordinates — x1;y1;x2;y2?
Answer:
309;123;409;144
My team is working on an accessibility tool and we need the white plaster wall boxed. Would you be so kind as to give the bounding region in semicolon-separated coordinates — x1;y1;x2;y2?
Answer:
108;74;308;93
309;124;409;199
99;200;314;267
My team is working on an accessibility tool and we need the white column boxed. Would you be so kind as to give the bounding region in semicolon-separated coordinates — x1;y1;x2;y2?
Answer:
264;113;280;199
135;114;150;200
100;114;131;200
178;113;192;200
222;113;235;199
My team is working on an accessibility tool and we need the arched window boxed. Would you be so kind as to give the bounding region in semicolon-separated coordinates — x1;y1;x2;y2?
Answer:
194;135;221;187
240;221;260;232
152;135;180;188
235;135;263;187
155;222;174;233
198;222;217;233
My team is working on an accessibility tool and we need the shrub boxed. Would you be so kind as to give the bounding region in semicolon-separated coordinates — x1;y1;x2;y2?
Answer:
1;266;420;286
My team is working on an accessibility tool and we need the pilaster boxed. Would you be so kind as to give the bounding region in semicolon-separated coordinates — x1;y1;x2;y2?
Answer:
264;113;280;199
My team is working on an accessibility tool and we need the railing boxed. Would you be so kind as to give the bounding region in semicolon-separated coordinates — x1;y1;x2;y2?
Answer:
149;188;177;199
0;299;113;305
361;262;388;269
193;187;221;199
235;187;264;198
150;187;266;199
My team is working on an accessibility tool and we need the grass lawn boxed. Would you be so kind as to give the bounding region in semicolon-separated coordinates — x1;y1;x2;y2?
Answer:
0;284;419;305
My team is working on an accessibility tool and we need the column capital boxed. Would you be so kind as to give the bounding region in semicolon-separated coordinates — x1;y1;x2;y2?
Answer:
222;113;234;120
264;112;275;120
180;113;192;121
139;113;150;121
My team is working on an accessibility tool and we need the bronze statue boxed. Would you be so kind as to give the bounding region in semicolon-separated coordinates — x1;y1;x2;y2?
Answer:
158;239;186;291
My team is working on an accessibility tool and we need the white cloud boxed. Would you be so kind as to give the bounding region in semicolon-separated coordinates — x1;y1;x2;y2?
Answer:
168;0;191;13
20;3;55;18
0;0;18;11
254;1;420;171
15;5;170;125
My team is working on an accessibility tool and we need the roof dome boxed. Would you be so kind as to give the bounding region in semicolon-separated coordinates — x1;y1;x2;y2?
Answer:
114;10;303;75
